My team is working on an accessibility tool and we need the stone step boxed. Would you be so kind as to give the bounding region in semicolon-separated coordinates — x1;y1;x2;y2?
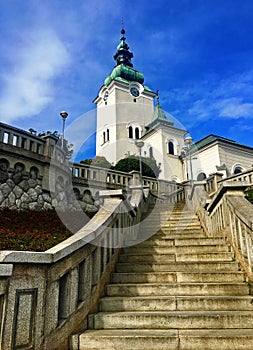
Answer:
72;329;179;350
111;271;245;284
106;282;249;297
162;222;201;228
165;219;199;224
70;204;253;350
116;261;239;272
177;329;253;350
71;329;253;350
157;231;205;238
118;252;234;263
100;295;253;312
133;237;226;247
123;244;230;254
174;237;227;246
92;311;253;330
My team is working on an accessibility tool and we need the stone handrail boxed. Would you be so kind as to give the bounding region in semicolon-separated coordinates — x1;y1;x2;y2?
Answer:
0;188;157;350
218;168;253;186
195;181;253;281
204;168;253;196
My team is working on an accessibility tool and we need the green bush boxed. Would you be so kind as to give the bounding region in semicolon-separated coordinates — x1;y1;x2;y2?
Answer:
245;189;253;204
81;156;112;169
114;156;160;178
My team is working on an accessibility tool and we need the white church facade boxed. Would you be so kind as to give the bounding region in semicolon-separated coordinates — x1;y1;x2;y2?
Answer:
94;28;253;182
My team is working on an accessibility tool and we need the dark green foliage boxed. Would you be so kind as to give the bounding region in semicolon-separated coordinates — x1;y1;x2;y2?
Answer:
245;188;253;204
81;156;112;169
114;155;160;178
80;159;92;165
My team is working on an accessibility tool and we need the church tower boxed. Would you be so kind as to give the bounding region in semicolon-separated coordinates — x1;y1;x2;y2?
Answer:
94;28;156;165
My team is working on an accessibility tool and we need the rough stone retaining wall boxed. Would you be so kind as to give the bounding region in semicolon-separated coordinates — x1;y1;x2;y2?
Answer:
0;171;98;213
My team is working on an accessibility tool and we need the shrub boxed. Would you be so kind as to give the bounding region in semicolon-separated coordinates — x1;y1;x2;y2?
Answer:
114;156;160;178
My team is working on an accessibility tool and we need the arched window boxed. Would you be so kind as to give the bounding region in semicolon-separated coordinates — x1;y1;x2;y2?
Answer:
232;164;244;175
168;141;174;155
73;188;81;200
128;126;133;139
0;158;9;184
83;189;94;204
234;166;243;174
135;128;140;139
149;147;153;158
30;166;38;180
197;172;207;181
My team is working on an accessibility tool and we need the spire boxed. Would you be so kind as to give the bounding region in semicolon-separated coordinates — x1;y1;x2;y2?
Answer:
145;92;174;135
104;27;145;86
113;28;133;67
152;90;168;122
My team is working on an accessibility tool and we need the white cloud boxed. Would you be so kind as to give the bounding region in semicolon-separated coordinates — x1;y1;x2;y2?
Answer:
217;97;253;118
182;70;253;123
0;28;70;123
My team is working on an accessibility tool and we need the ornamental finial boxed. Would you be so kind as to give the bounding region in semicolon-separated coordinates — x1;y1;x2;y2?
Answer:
121;18;126;40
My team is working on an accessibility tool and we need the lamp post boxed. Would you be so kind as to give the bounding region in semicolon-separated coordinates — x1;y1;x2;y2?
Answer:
181;146;189;180
135;140;144;189
60;111;68;148
184;135;193;187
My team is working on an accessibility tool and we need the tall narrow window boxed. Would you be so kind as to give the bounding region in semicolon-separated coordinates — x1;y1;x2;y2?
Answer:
128;126;133;139
168;141;174;155
3;132;9;144
135;128;140;139
13;135;18;146
149;147;153;158
107;129;110;141
103;132;106;144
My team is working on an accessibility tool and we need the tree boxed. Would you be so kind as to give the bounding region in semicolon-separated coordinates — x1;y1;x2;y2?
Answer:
114;155;160;178
81;156;112;169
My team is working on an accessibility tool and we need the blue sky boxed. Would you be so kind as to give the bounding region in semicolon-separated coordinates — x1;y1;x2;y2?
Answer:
1;0;253;159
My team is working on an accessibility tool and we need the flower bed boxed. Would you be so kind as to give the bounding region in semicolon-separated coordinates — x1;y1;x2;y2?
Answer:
0;209;90;251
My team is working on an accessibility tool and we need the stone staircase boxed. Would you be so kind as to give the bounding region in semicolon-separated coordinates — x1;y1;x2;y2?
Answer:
71;204;253;350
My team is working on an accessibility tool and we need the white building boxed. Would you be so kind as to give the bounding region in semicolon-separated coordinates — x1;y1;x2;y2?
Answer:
94;28;253;182
189;135;253;181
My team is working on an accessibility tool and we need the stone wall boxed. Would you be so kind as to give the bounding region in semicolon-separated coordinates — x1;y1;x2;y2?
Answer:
0;159;52;210
0;158;98;213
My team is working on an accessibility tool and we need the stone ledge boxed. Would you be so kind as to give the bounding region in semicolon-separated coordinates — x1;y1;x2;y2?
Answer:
0;263;13;276
0;250;53;264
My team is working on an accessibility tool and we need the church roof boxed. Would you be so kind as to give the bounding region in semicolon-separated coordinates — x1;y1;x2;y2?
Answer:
104;28;145;86
144;100;174;135
193;134;253;152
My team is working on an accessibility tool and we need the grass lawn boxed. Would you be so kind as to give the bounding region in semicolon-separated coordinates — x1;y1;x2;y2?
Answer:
0;209;90;252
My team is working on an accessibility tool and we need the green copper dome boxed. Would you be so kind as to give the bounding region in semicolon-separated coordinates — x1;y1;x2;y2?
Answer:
151;103;170;123
145;97;174;135
105;64;144;86
104;28;145;86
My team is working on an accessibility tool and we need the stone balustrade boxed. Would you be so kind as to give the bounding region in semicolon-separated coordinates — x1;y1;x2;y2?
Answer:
0;121;68;162
0;187;162;350
204;168;253;196
218;168;253;185
71;162;182;196
194;181;253;281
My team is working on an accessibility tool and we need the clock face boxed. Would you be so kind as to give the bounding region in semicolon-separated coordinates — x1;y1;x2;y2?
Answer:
130;87;140;97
